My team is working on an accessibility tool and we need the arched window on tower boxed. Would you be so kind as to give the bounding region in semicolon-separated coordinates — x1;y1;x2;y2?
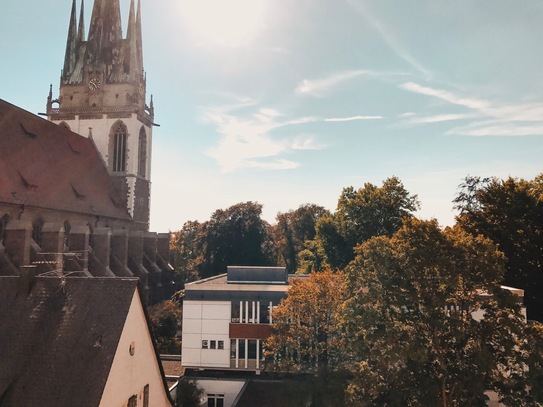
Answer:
138;127;147;178
58;121;71;131
110;121;128;172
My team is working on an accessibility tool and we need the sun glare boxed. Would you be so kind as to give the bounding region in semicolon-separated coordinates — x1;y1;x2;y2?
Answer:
179;0;270;47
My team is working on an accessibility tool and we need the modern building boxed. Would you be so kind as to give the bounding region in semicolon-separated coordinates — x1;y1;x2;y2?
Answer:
181;266;290;373
0;274;173;407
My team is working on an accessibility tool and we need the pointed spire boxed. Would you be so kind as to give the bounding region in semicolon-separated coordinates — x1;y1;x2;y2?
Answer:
126;0;139;79
63;0;78;79
87;0;123;74
77;0;85;43
136;0;144;78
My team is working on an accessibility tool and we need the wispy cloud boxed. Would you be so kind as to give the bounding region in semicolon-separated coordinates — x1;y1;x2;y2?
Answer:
296;70;370;96
203;102;322;172
405;113;479;124
325;115;383;122
347;1;433;79
296;69;410;97
400;81;543;136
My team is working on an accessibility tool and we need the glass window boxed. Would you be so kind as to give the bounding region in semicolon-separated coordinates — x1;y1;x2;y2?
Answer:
230;339;237;359
248;340;257;359
218;340;224;350
111;122;128;172
207;394;225;407
231;301;240;323
210;340;216;349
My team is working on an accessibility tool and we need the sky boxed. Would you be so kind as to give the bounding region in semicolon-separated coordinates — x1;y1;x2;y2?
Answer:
2;0;543;232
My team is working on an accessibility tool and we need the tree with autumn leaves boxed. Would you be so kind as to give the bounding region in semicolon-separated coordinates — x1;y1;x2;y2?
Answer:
266;218;543;406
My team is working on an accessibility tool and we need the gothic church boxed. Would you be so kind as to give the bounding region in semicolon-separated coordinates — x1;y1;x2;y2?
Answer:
0;0;172;304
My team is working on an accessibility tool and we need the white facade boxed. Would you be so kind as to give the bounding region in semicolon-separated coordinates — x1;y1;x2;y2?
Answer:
182;300;232;369
99;290;172;407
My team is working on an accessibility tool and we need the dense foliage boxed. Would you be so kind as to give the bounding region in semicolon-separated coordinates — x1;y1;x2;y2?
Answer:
345;218;532;406
454;175;543;322
148;300;183;354
265;269;348;377
168;175;543;405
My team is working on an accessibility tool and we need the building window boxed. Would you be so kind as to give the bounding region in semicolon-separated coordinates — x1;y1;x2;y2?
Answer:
138;127;147;177
110;121;128;172
218;340;224;350
128;395;137;407
210;340;216;349
143;384;149;407
231;301;240;323
207;394;225;407
202;340;208;349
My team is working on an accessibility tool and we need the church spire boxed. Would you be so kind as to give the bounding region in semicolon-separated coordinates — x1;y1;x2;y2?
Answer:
136;0;144;78
62;0;78;79
127;0;139;80
86;0;123;78
77;0;85;43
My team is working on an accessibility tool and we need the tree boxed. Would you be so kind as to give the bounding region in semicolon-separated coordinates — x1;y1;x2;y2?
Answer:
454;174;543;321
148;300;182;354
170;220;205;286
345;218;532;407
265;269;348;379
175;378;203;407
170;202;277;279
273;204;328;272
316;176;419;269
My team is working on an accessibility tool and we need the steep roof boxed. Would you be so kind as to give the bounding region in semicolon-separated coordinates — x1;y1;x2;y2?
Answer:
0;276;138;406
0;99;130;220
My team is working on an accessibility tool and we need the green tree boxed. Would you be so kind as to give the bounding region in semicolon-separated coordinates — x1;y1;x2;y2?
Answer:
273;204;328;272
148;300;182;354
265;269;348;378
170;220;205;286
170;202;277;279
345;218;532;407
316;176;419;269
175;378;203;407
454;174;543;321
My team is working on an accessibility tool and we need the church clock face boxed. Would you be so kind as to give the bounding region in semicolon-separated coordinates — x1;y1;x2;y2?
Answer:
88;77;101;91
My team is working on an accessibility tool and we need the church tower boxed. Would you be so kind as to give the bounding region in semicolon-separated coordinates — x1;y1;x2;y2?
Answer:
47;0;154;230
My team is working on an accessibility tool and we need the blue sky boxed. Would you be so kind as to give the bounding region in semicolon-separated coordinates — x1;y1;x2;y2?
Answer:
2;0;542;232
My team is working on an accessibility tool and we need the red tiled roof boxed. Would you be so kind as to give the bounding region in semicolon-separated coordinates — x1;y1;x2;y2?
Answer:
0;98;130;220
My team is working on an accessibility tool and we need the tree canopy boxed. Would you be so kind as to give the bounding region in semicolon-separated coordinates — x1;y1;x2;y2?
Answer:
316;176;419;269
454;174;543;321
345;218;533;406
265;269;348;378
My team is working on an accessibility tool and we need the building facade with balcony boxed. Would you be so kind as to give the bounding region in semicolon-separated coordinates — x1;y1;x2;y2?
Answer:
181;266;290;373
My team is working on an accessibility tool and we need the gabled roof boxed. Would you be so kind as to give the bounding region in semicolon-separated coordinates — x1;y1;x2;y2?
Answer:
0;99;130;220
0;276;138;406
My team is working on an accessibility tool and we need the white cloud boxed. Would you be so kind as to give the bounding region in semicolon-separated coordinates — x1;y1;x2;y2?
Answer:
296;70;370;96
325;115;383;122
291;135;326;150
400;81;543;136
203;102;323;172
347;1;433;79
405;113;479;124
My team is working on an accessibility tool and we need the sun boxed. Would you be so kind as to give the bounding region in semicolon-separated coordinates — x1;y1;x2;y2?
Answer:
178;0;270;48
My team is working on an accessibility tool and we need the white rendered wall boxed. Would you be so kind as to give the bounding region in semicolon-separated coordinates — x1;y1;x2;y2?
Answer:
99;291;172;407
54;114;152;180
195;378;246;407
182;300;231;369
